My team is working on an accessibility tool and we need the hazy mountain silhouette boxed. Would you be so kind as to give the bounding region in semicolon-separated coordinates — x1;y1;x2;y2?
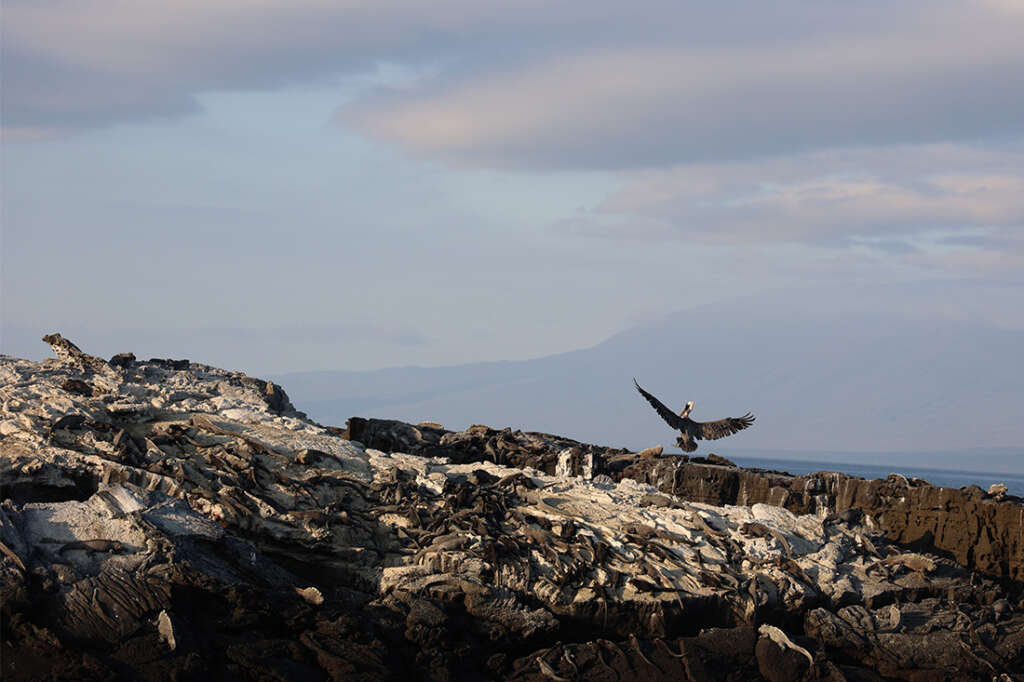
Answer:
275;283;1022;473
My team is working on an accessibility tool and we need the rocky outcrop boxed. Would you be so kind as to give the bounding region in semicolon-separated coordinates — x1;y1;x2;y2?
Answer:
344;416;631;473
2;337;1023;680
350;417;1024;583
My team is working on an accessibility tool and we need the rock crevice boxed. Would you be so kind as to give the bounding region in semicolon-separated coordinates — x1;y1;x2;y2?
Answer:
1;337;1022;680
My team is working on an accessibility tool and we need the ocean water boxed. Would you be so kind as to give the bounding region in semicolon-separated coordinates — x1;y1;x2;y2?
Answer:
728;456;1024;498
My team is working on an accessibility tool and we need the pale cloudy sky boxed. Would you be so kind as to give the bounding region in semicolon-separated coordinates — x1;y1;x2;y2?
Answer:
2;1;1022;374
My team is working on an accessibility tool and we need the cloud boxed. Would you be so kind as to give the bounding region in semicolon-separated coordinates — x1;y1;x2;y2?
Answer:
906;227;1024;274
0;0;656;134
7;1;1024;170
345;4;1024;169
555;143;1024;249
0;0;470;133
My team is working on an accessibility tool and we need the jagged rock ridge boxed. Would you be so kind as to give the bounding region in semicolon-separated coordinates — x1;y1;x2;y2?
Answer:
344;418;1024;583
1;335;1022;680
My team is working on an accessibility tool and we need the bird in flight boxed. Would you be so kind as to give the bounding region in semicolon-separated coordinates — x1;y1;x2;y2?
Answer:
633;378;755;452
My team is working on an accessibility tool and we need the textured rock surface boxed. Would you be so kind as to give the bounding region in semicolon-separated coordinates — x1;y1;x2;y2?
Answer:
350;417;1024;583
2;337;1023;680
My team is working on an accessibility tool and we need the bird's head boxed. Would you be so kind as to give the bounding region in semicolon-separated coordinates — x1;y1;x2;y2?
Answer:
681;400;694;418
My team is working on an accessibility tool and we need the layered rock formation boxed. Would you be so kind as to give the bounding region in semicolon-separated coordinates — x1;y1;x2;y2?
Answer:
349;418;1024;582
2;336;1022;680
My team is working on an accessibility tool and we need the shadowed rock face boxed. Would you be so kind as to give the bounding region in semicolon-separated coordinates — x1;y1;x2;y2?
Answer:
2;337;1023;680
349;417;1024;583
620;456;1024;584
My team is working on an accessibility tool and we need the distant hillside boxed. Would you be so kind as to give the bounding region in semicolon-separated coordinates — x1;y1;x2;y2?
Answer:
275;285;1023;470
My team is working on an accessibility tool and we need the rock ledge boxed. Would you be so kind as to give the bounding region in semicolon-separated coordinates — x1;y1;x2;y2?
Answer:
1;337;1022;680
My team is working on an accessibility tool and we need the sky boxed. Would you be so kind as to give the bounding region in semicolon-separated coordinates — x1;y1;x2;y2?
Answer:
2;1;1023;376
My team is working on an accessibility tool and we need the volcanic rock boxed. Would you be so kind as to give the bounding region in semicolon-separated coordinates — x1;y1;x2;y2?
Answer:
350;417;1024;583
2;335;1022;680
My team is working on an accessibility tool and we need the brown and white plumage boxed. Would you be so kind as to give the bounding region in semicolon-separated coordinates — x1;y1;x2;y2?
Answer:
633;378;754;452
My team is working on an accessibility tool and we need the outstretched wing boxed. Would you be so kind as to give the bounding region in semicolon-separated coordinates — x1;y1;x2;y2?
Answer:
693;413;755;441
633;379;686;431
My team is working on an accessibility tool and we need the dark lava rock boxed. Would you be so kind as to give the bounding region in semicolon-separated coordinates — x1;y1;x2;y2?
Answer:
148;358;190;370
706;453;737;467
50;414;87;431
351;417;1024;584
4;340;1024;681
60;379;93;397
755;636;811;682
108;352;136;368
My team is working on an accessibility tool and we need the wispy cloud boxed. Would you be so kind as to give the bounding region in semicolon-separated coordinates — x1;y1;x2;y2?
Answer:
1;0;630;134
8;1;1024;165
905;228;1024;274
345;4;1024;169
554;144;1024;255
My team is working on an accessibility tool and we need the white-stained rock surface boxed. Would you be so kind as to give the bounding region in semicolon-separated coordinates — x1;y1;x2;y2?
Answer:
2;335;1022;681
